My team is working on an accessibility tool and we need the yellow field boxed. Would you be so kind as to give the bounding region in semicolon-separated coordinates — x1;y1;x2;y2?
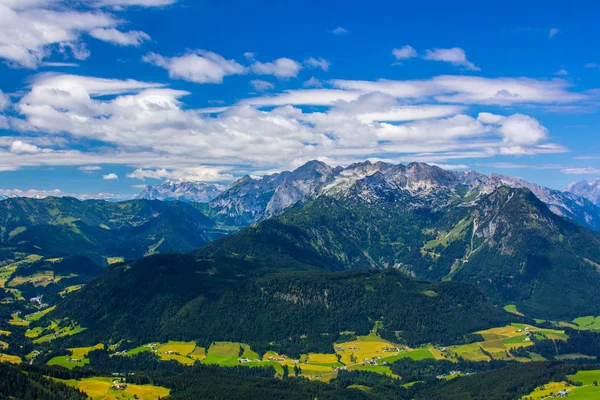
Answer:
188;346;206;360
308;353;339;364
157;341;196;356
107;257;125;265
57;377;170;400
335;336;401;364
0;353;21;364
208;342;242;357
0;341;7;350
68;344;104;359
0;330;10;336
160;353;196;365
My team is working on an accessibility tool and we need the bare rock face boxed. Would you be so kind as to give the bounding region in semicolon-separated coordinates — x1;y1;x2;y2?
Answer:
567;178;600;207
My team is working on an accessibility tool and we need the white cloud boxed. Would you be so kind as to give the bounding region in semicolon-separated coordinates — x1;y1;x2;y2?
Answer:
0;90;10;110
89;28;150;46
241;89;361;106
477;112;505;124
250;80;275;92
554;69;568;76
562;167;600;175
126;166;233;181
94;0;177;7
392;45;417;61
252;57;302;79
0;72;573;179
331;75;585;105
9;140;42;154
0;187;129;200
103;173;119;180
304;77;323;87
585;63;598;69
78;165;102;171
305;57;330;71
498;114;549;145
41;62;79;67
143;51;247;84
423;48;480;71
549;28;560;38
332;27;349;35
476;113;548;145
0;1;155;68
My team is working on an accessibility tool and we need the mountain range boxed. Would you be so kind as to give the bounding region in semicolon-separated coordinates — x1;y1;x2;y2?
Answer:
139;161;600;231
43;161;600;351
137;181;224;203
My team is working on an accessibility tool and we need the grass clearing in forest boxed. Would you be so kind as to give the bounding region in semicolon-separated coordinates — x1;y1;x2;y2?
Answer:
0;353;21;364
57;376;170;400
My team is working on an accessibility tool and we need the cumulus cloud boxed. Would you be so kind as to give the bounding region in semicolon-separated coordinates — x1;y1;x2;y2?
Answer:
305;57;330;71
143;51;247;84
392;45;417;61
0;0;155;68
423;48;480;71
103;173;119;180
251;57;303;79
9;140;43;154
0;72;575;179
250;80;275;92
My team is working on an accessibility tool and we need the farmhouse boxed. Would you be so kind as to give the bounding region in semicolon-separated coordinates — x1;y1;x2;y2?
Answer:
111;382;127;390
239;358;251;363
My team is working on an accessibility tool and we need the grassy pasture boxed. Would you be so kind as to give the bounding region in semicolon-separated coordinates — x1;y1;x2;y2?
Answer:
68;343;104;359
503;304;524;316
47;356;89;369
58;285;83;297
57;376;170;400
25;305;55;321
568;370;600;385
573;316;600;330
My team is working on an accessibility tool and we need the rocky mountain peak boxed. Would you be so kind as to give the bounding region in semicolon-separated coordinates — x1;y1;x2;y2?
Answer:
567;178;600;206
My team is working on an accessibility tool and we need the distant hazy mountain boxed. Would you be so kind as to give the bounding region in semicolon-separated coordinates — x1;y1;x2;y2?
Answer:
567;178;600;207
0;197;225;264
206;160;600;231
137;180;224;203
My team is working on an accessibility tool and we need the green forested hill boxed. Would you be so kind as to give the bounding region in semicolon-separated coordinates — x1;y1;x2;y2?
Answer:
199;186;600;319
0;197;225;265
55;257;517;354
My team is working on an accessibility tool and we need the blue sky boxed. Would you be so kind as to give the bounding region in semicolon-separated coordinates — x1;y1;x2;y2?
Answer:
0;0;599;198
